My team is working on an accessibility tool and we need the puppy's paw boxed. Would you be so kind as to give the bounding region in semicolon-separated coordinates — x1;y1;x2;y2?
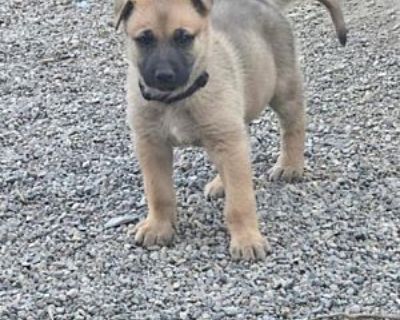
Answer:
129;218;175;247
268;163;303;182
204;175;225;199
230;230;271;261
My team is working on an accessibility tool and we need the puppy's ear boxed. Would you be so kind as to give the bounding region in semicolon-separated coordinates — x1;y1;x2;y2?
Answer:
114;0;134;31
191;0;213;16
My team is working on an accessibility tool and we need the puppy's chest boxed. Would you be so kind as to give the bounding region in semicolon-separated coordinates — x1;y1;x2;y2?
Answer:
160;108;201;146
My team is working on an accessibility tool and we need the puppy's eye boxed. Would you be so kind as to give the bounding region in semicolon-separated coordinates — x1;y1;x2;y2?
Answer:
173;29;195;47
135;30;156;47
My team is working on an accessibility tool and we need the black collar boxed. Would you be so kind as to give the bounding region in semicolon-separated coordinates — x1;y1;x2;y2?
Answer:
139;72;209;105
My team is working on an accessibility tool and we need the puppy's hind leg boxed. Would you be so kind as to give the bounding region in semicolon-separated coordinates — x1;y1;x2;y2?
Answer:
269;69;306;182
205;174;225;199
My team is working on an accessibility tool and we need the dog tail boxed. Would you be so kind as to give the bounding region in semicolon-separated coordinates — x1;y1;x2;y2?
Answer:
275;0;348;46
318;0;348;45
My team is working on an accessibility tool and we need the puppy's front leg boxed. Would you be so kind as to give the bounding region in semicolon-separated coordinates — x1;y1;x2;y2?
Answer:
206;133;270;261
131;138;176;247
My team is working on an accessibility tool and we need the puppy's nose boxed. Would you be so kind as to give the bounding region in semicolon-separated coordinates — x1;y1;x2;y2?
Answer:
155;68;176;84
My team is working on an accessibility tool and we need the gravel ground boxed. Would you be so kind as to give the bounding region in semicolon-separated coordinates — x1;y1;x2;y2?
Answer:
1;0;399;319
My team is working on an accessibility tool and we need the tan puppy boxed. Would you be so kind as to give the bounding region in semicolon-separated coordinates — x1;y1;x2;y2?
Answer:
113;0;319;261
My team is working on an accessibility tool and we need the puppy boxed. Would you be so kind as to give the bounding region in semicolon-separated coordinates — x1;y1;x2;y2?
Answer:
113;0;321;261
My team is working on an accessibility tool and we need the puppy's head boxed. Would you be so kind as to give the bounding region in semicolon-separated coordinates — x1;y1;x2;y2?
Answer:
115;0;212;92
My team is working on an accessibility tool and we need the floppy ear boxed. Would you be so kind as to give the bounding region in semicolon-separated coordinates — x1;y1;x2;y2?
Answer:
114;0;134;31
191;0;213;16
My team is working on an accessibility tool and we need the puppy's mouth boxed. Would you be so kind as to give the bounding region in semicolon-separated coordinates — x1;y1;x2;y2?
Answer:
139;71;209;105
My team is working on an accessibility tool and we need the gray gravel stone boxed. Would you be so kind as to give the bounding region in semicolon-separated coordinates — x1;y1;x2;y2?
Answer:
104;214;137;229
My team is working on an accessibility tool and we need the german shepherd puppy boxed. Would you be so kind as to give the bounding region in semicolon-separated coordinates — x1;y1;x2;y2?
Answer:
113;0;345;261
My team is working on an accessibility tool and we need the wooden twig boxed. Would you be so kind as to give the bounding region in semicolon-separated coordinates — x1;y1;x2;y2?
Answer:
15;188;27;204
39;55;75;64
313;312;400;320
